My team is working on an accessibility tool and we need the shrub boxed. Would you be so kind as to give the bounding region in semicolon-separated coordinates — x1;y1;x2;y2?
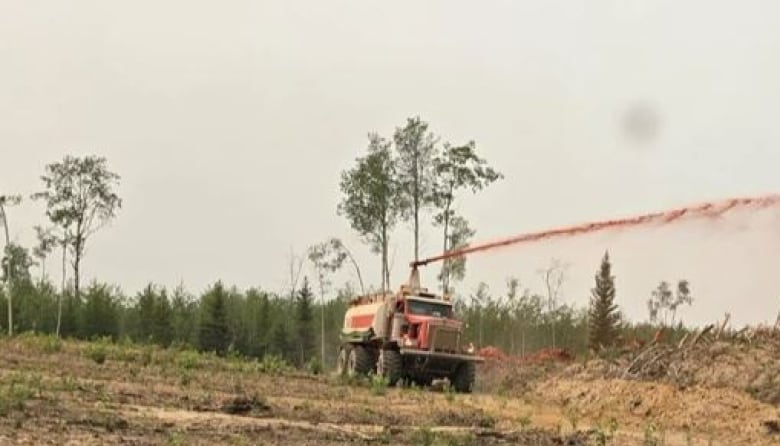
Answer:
86;343;108;364
18;333;63;354
370;374;388;396
0;375;35;416
176;350;200;370
256;355;289;374
306;357;323;375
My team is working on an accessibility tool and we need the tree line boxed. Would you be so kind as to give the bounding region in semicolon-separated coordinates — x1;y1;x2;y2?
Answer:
0;246;694;368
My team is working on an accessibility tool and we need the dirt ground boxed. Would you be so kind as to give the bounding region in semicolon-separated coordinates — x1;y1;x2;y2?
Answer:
1;335;779;445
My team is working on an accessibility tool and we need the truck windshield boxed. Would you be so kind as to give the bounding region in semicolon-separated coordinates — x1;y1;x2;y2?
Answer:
407;300;452;317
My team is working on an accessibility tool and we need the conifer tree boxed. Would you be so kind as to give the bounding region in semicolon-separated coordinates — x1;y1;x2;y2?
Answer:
152;288;174;347
588;251;620;351
296;277;315;366
199;281;229;355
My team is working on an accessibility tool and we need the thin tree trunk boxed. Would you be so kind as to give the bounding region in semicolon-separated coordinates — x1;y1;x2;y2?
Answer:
74;249;80;301
338;244;365;295
521;328;526;358
318;273;326;365
440;195;452;293
384;239;390;293
381;221;390;292
289;248;303;300
413;152;420;263
414;205;419;263
1;203;12;336
57;241;66;338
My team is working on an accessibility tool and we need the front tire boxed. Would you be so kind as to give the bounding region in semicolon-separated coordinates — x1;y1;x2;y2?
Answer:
347;345;373;377
377;349;402;386
450;361;476;393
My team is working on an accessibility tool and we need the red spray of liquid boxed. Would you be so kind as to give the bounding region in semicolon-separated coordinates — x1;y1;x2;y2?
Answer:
412;193;780;267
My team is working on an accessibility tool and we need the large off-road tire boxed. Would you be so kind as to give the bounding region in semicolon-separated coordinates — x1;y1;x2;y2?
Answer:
347;344;373;377
336;344;351;376
413;375;433;388
450;361;476;393
377;349;402;386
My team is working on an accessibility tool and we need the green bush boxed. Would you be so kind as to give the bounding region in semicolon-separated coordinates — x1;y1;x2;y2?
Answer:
17;333;63;354
256;354;289;374
369;374;388;396
85;343;108;364
175;350;200;370
306;357;323;375
0;383;34;416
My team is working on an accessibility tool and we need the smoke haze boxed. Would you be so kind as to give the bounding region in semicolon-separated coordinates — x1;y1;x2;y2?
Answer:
2;1;780;328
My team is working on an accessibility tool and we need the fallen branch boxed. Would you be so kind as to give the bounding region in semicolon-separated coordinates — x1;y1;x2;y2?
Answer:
691;324;714;346
716;313;731;339
638;348;674;377
775;310;780;331
677;332;691;350
622;343;658;379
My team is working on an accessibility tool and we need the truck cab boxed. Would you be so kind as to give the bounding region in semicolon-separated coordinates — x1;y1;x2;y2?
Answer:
396;296;466;354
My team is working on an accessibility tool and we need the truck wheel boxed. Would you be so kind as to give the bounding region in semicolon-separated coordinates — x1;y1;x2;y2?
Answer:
347;345;373;377
413;375;433;387
451;361;476;393
336;344;351;376
377;349;402;386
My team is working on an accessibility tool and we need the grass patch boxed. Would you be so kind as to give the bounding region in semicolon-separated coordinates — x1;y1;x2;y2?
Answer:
175;350;201;370
255;354;290;374
370;374;389;396
17;332;63;354
85;343;108;364
0;373;39;416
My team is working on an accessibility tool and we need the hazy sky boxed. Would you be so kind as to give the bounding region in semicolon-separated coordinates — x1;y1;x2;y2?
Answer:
2;1;780;327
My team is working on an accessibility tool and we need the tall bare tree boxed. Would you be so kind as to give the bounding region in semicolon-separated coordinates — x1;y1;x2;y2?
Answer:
32;155;121;302
287;247;305;300
538;258;568;348
33;224;69;336
308;237;348;364
0;194;22;335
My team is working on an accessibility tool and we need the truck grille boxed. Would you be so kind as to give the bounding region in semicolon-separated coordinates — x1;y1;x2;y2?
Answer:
430;325;460;352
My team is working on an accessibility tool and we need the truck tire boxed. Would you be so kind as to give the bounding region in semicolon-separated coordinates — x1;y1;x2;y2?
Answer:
336;344;351;376
413;375;433;387
377;349;402;386
451;361;476;393
347;344;373;377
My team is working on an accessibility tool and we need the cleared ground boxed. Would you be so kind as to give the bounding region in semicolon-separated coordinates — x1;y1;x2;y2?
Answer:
0;334;778;445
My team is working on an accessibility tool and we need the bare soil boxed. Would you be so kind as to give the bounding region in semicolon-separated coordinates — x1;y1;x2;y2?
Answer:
1;334;779;445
